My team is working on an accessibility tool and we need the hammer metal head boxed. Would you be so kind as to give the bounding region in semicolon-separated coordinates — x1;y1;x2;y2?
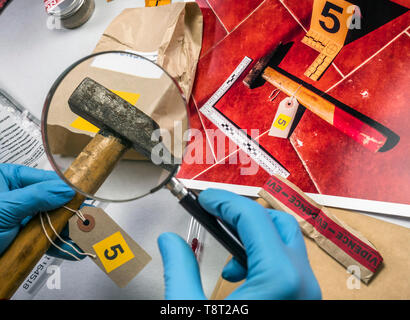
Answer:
243;43;287;89
68;77;178;172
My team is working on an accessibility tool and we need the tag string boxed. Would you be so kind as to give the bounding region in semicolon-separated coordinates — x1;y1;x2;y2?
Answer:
39;208;97;261
268;88;281;102
63;206;87;222
290;84;303;101
274;81;303;102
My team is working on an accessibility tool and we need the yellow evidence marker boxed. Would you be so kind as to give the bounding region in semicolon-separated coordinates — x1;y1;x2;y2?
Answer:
93;231;135;274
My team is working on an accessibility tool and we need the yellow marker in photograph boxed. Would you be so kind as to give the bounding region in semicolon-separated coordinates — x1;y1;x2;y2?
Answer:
274;114;292;131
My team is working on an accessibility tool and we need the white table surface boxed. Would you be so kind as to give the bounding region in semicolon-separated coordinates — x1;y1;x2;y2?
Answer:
0;0;228;300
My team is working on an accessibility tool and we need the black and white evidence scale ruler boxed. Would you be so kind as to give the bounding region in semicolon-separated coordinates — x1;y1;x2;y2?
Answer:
199;56;290;178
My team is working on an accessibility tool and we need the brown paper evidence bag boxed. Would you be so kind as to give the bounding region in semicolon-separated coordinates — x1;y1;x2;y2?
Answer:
212;202;410;300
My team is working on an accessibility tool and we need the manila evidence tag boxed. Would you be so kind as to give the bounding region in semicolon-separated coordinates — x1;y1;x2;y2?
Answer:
69;206;152;288
269;97;299;139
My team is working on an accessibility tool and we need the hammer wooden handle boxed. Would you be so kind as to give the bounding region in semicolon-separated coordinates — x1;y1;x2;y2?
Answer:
0;133;128;299
263;68;387;152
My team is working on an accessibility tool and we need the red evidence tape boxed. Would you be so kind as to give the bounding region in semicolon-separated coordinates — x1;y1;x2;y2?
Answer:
263;176;383;273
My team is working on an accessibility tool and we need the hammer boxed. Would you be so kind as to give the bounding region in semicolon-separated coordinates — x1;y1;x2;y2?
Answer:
243;45;388;153
0;78;246;299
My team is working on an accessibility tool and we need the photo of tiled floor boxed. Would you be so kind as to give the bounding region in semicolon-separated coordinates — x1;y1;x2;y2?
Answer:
177;0;410;205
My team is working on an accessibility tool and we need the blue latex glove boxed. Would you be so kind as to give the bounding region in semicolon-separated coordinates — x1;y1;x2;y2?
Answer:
158;189;322;300
0;164;85;260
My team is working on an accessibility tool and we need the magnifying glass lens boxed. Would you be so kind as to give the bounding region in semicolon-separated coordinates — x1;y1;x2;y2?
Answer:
43;51;188;202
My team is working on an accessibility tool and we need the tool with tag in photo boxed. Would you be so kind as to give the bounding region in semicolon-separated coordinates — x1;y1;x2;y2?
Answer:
243;43;395;153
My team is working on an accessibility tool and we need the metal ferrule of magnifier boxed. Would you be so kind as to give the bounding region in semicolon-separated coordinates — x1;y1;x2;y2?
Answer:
167;178;189;200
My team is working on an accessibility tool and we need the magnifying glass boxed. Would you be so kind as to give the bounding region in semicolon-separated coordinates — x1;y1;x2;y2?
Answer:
42;51;247;267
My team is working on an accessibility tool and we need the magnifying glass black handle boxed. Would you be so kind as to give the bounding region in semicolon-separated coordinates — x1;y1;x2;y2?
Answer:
167;178;247;268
